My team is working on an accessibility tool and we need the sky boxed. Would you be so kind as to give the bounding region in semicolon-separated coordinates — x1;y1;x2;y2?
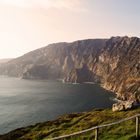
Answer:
0;0;140;58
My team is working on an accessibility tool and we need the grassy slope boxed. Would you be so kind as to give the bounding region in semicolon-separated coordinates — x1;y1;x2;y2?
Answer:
1;108;140;140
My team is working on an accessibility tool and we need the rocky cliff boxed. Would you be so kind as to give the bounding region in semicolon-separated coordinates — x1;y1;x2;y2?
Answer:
0;36;139;102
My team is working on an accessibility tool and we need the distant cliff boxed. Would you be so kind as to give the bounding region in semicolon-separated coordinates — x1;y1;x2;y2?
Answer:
0;59;12;64
0;36;139;102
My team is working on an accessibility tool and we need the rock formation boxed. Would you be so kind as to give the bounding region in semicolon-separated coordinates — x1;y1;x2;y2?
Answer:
0;36;139;106
112;101;135;111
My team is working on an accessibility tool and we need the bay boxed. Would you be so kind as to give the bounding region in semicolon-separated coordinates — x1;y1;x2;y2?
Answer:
0;76;115;134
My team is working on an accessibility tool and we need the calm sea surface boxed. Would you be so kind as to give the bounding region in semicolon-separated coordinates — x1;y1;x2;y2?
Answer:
0;76;115;134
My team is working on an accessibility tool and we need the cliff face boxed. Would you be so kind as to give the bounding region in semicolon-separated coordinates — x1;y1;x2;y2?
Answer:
0;37;139;102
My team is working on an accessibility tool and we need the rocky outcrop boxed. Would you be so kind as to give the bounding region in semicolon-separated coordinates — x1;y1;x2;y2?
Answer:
112;101;135;112
0;36;139;103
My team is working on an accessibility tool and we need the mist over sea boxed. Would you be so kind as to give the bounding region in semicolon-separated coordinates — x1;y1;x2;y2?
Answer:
0;76;115;134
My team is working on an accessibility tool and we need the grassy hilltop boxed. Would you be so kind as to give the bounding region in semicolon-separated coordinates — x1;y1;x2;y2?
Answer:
1;108;140;140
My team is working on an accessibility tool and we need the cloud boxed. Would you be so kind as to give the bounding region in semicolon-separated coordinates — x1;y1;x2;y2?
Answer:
0;0;33;8
0;0;88;12
47;0;87;12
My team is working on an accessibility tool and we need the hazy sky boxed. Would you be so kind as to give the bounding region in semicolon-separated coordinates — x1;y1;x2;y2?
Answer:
0;0;140;58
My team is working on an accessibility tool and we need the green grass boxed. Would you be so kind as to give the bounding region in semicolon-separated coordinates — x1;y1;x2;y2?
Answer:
1;108;140;140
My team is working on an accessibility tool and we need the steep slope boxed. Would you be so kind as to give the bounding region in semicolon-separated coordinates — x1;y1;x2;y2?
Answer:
0;36;139;102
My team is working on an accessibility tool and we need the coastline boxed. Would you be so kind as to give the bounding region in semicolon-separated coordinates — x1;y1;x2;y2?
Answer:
1;107;140;140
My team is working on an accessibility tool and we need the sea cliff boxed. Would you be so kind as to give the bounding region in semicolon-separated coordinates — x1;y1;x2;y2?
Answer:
0;36;139;103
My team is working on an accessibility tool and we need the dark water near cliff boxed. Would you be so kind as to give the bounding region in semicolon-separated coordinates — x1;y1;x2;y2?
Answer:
0;76;115;134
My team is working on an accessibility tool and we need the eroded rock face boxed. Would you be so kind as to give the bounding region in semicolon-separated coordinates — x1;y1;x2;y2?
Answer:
0;36;139;103
112;101;135;112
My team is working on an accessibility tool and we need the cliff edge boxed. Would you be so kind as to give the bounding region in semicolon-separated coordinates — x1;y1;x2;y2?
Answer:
0;36;139;102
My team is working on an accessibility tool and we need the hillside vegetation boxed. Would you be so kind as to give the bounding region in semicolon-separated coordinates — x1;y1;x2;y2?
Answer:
1;108;140;140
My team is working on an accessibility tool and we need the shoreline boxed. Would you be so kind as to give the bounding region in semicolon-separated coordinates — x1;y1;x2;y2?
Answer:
1;107;140;140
